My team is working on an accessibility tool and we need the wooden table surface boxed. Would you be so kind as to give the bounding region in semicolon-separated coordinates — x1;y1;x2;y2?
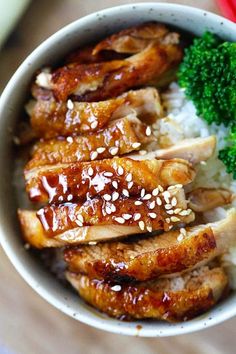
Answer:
0;1;235;353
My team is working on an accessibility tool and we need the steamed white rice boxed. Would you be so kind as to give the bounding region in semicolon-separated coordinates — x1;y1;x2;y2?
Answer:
157;82;236;288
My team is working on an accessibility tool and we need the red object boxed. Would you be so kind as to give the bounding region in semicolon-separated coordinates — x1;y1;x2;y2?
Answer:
217;0;236;22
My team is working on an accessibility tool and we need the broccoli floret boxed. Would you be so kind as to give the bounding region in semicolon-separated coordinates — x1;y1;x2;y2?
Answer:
219;127;236;178
178;32;236;126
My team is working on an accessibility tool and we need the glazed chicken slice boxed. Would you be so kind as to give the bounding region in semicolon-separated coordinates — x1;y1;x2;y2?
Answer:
27;87;163;138
92;22;175;55
64;209;236;281
18;186;194;248
36;41;182;101
66;266;228;322
129;136;216;164
26;116;155;168
187;188;232;212
65;45;126;64
24;157;195;203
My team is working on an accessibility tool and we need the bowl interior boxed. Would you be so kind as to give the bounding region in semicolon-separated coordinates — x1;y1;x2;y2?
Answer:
0;2;236;337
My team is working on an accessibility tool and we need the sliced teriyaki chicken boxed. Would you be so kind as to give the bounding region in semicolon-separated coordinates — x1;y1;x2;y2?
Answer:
18;186;195;248
64;209;236;281
129;136;216;164
66;266;228;322
65;45;126;65
24;157;195;203
92;22;177;55
35;41;182;102
27;87;163;138
26;117;155;168
187;188;232;212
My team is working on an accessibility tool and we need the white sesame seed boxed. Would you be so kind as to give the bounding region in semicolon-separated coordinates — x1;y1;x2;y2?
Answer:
114;217;125;224
163;191;171;203
104;172;113;177
88;167;94;176
170;216;180;222
81;124;90;131
58;196;63;202
200;161;207;165
122;213;132;220
148;200;155;209
132;142;141;149
146;126;152;136
158;185;164;192
111;285;121;291
177;234;184;242
97;147;106;154
126;173;132;182
112;192;119;201
156;197;162;206
91;151;98;160
112;181;118;189
110;147;119;156
148;212;157;219
167;185;176;190
171;197;177;207
122;189;129;197
165;204;172;210
140;188;146;198
67;194;73;201
128;181;134;189
138;221;145;231
180;227;187;236
134;201;143;206
67;99;74;110
147;226;153;232
106;205;112;214
166;218;171;223
142;193;152;200
66;136;73;143
134;213;141;221
179;210;190;216
152;187;159;196
110;204;116;212
24;243;30;250
75;220;83;227
88;241;97;245
163;191;171;198
139;150;147;156
103;194;111;201
117;166;124;176
91;121;98;129
77;215;84;223
166;210;174;215
174;208;182;214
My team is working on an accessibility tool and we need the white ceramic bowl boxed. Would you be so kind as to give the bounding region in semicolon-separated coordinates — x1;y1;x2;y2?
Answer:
0;3;236;337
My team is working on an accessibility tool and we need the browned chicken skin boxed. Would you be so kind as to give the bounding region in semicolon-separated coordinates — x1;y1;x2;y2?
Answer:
66;266;228;322
92;22;171;55
35;37;182;102
28;87;162;138
65;45;126;65
64;209;236;281
24;158;195;203
26;116;155;168
18;186;194;248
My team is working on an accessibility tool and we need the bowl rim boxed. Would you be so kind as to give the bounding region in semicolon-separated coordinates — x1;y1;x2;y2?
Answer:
0;2;236;337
